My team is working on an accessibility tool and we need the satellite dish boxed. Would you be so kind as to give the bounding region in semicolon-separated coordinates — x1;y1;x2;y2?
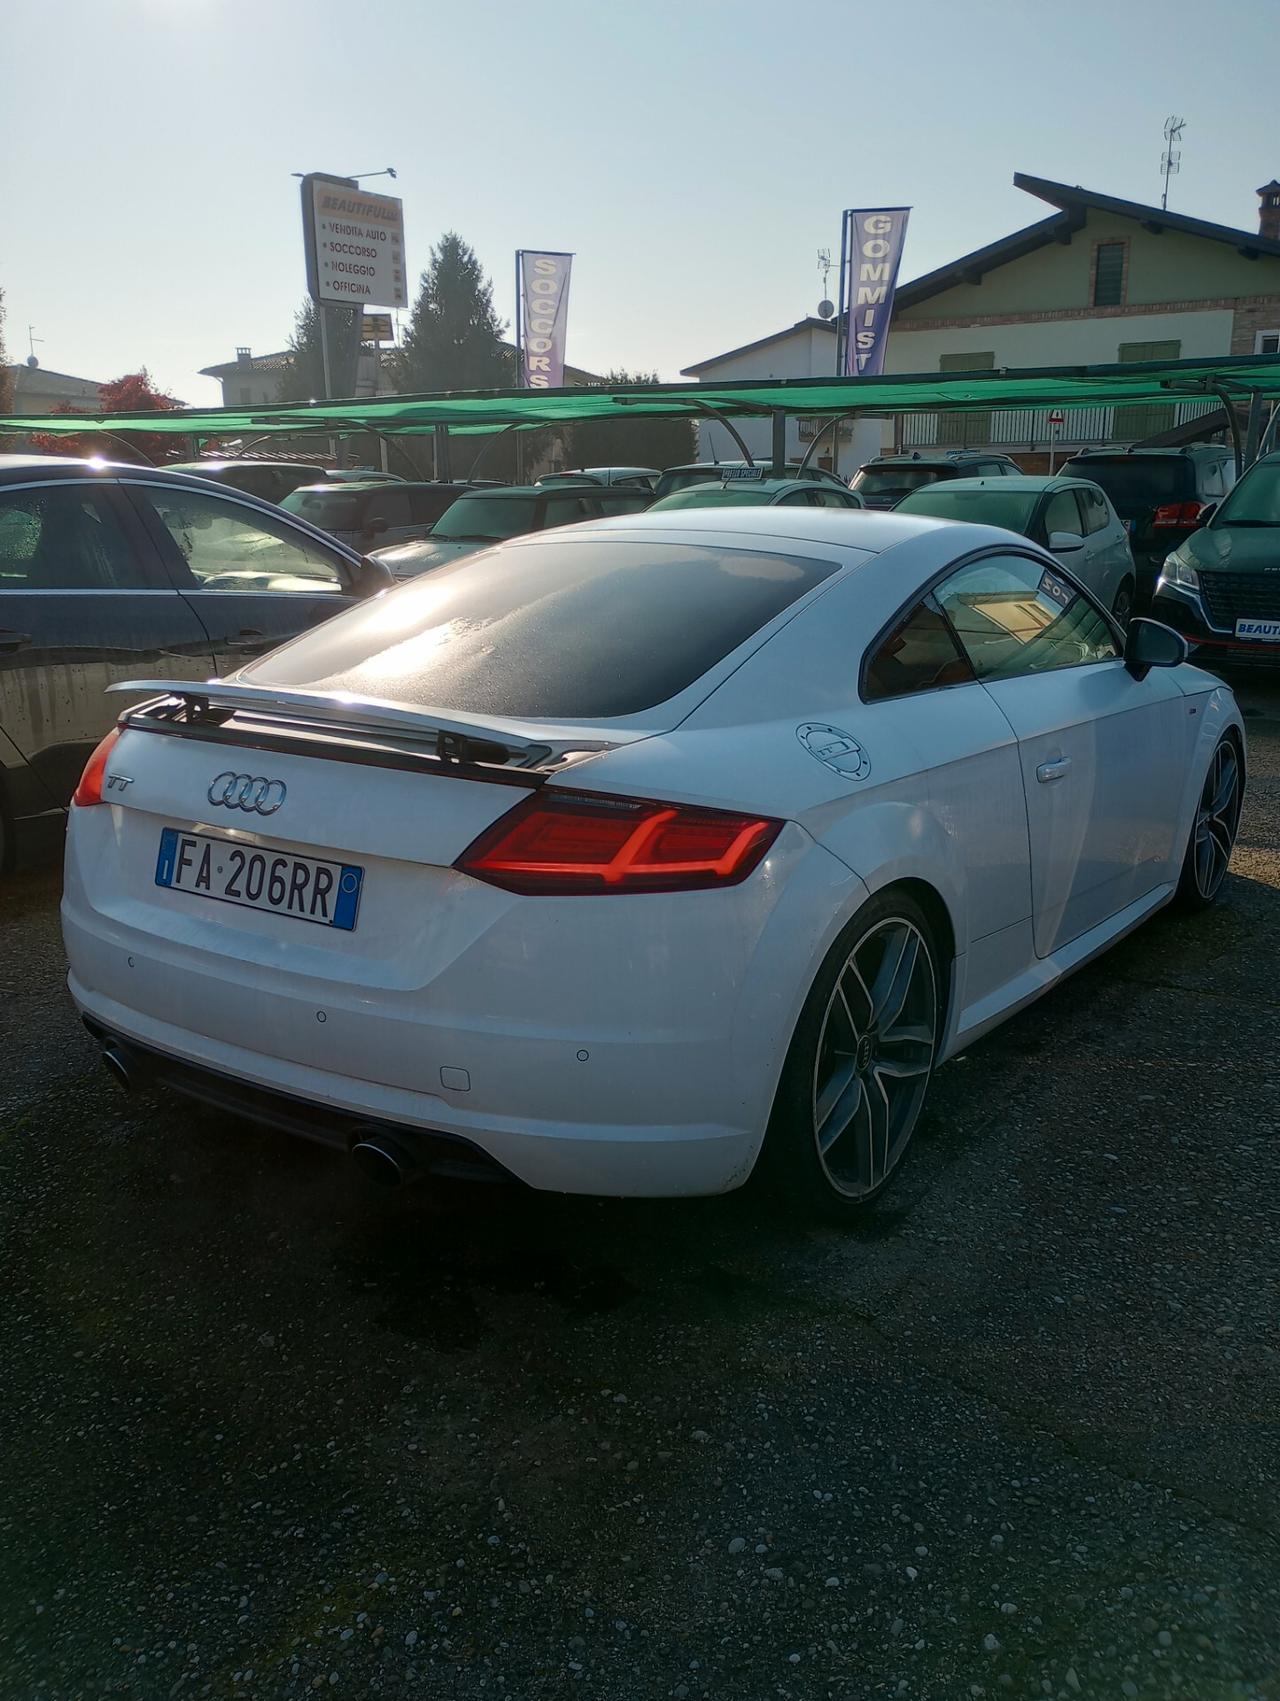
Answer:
818;299;835;320
25;354;39;369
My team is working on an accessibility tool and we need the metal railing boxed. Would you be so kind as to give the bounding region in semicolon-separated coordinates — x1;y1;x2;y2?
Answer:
898;398;1221;451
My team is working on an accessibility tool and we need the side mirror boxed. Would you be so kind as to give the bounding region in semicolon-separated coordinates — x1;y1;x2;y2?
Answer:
1197;502;1217;527
350;555;394;598
1124;617;1189;679
1048;530;1084;553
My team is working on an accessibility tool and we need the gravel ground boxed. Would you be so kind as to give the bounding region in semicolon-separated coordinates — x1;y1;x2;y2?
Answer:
2;680;1280;1701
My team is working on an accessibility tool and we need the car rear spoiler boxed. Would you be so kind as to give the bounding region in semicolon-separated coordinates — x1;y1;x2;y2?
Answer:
108;679;615;776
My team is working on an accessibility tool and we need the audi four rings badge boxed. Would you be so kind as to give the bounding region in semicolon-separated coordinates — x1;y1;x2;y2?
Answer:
207;772;287;815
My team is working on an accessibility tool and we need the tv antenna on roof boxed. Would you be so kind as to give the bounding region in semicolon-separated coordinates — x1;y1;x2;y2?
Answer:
817;249;835;319
1161;115;1185;211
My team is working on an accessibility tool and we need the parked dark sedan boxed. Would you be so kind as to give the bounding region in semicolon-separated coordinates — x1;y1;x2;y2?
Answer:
0;456;390;868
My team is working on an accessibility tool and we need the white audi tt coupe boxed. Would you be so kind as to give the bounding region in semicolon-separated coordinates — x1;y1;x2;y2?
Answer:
61;508;1245;1216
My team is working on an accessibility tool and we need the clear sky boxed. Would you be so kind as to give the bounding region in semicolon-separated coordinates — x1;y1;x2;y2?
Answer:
4;0;1276;406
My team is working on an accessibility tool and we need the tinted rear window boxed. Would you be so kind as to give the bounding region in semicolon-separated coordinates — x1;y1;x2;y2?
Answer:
431;496;539;540
894;486;1039;532
253;539;841;719
852;466;951;499
1063;457;1191;512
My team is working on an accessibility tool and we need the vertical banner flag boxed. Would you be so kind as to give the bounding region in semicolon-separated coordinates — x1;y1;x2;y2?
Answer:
841;208;910;376
518;251;573;388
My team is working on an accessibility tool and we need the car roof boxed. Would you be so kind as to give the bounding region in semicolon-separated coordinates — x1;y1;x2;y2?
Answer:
0;454;295;493
286;479;441;495
862;451;1013;466
1067;445;1228;460
549;504;989;555
669;478;829;497
902;474;1082;494
164;458;322;473
448;484;577;499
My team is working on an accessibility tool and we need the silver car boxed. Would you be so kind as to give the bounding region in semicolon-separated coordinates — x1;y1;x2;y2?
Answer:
894;475;1138;624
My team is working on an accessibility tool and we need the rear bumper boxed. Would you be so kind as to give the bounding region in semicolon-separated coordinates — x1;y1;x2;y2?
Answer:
69;969;762;1197
61;805;863;1198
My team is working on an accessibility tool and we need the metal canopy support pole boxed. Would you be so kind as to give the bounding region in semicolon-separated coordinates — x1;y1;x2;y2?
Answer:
465;422;519;482
434;423;452;482
641;397;758;465
797;412;857;474
1242;390;1265;470
1260;402;1280;459
771;410;787;477
1212;385;1245;479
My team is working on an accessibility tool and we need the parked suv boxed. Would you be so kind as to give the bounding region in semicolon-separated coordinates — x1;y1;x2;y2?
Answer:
281;480;467;552
1152;448;1280;666
0;456;391;868
163;459;328;505
1060;446;1236;601
850;451;1022;509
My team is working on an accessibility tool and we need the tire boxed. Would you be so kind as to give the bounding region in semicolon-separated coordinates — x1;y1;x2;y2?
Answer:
1176;733;1243;911
1111;579;1135;629
761;889;942;1218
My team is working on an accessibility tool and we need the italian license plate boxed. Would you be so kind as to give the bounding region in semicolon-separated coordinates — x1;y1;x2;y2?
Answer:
154;828;363;930
1235;617;1280;642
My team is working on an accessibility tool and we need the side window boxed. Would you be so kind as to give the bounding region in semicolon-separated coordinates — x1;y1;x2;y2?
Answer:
543;497;601;528
1043;489;1084;540
863;595;976;702
143;488;345;593
1078;487;1111;535
1199;461;1224;499
779;490;815;506
367;489;412;528
0;484;153;591
934;553;1119;683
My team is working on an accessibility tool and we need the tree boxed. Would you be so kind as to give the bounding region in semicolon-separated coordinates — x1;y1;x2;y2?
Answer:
391;234;509;394
564;370;696;473
276;298;361;403
29;368;178;463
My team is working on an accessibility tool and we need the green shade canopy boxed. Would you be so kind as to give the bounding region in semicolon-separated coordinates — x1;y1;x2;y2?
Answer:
2;353;1278;440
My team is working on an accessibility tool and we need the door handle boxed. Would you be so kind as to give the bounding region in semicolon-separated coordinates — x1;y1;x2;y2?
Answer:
226;628;267;652
0;630;31;652
1036;756;1072;784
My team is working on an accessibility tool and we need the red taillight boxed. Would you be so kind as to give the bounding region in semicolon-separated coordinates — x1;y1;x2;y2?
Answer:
71;727;122;807
456;790;784;895
1152;500;1204;528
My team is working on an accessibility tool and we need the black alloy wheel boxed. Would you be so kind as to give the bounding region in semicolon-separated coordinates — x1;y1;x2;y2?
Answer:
1178;735;1243;909
764;890;941;1215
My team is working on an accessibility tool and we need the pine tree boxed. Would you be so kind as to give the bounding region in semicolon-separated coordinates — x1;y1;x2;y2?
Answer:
392;234;509;394
277;299;360;403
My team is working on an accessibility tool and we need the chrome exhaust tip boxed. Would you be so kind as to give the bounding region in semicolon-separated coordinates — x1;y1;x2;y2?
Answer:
100;1043;135;1093
349;1127;425;1187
